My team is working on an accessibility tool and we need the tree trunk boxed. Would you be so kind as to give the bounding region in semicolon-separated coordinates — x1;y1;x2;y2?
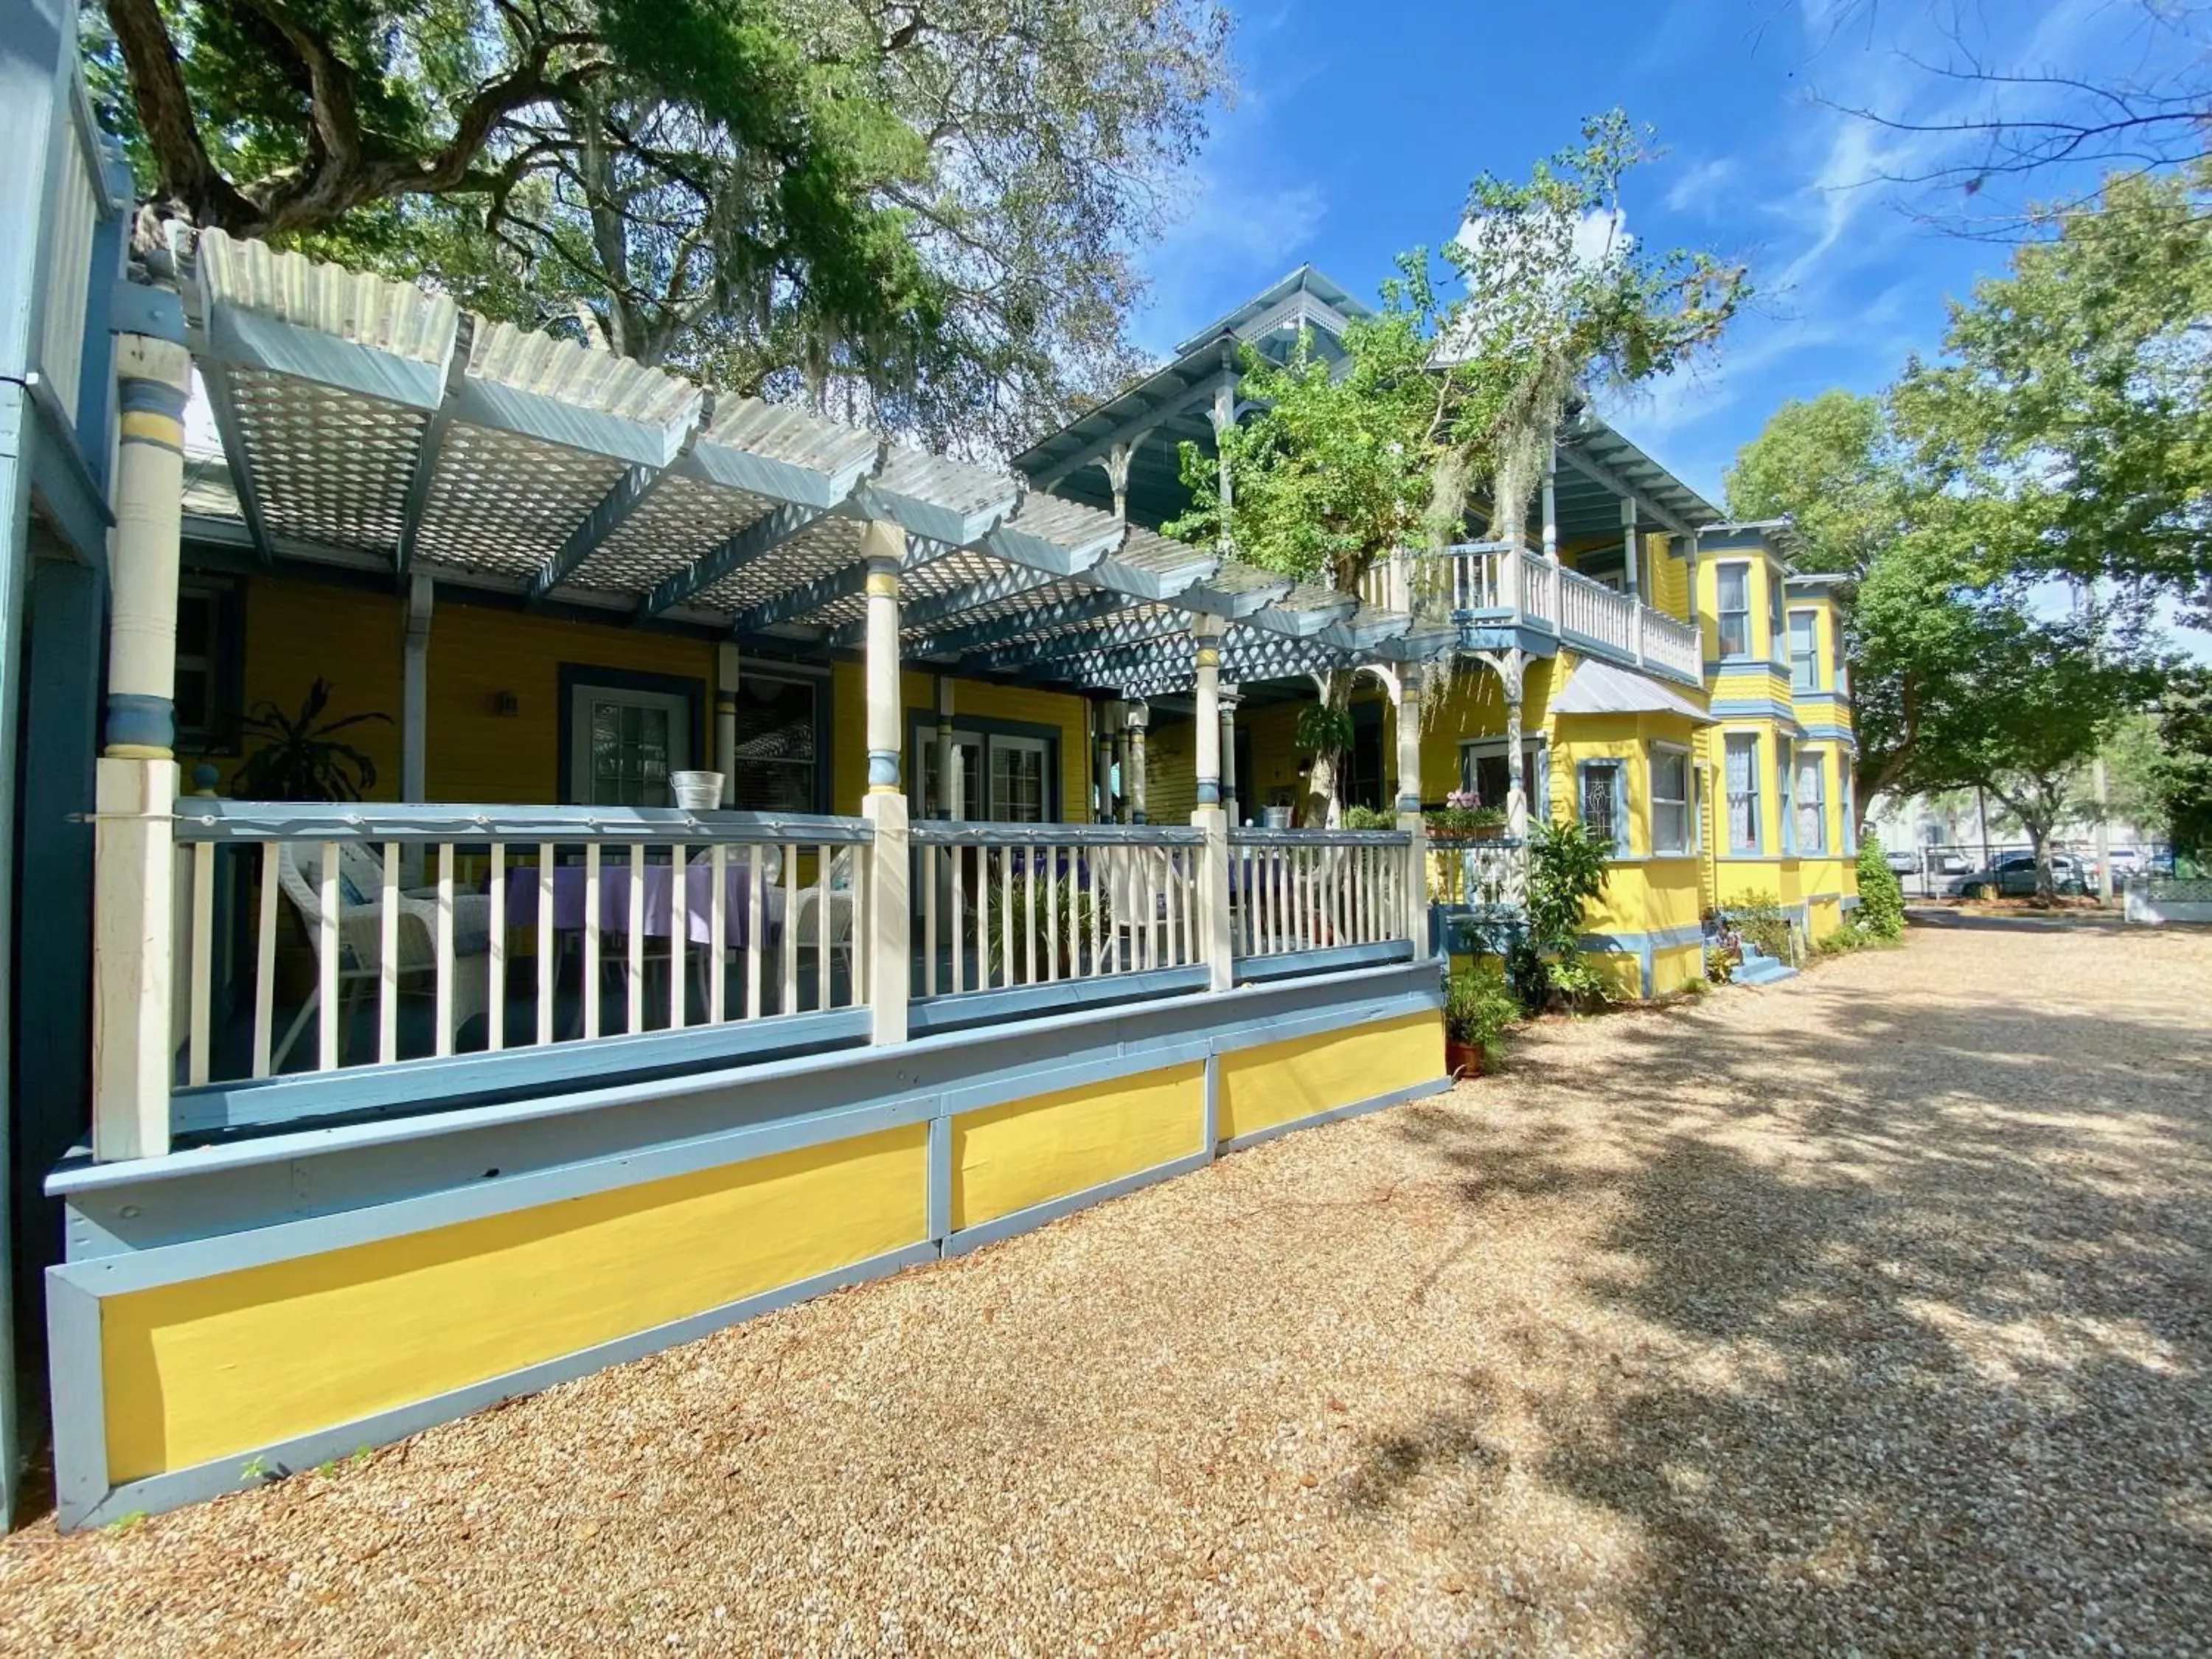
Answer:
2028;822;2056;902
1299;671;1352;829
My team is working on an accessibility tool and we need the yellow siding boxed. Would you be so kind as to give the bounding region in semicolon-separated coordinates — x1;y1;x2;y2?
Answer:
950;1062;1206;1231
1646;532;1691;623
194;574;406;796
431;597;717;803
1217;1009;1441;1141
102;1124;931;1482
1653;941;1705;995
1149;714;1197;824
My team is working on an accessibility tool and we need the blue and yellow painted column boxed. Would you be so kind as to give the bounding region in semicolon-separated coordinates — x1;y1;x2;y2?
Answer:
93;334;195;1161
859;520;911;1043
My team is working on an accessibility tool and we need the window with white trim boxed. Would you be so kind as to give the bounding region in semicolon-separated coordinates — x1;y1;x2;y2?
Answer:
1767;567;1786;660
1725;731;1761;852
1788;608;1819;692
731;672;820;813
1777;735;1795;854
1795;749;1829;854
989;736;1049;823
1650;744;1691;855
1578;758;1628;856
1716;562;1751;657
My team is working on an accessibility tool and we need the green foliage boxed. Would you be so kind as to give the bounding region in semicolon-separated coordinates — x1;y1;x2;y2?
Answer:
1294;705;1357;758
980;869;1107;981
1541;954;1613;1012
104;1511;150;1535
232;678;389;803
1894;164;2212;625
240;1454;274;1483
1704;944;1734;986
1443;963;1520;1054
1504;818;1612;1012
1852;835;1908;942
1726;892;1795;964
2131;668;2212;858
1340;804;1398;830
93;0;1231;449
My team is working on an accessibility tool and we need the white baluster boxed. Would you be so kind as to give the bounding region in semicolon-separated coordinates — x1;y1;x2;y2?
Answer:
709;842;728;1023
780;843;797;1015
487;843;506;1051
378;842;400;1065
577;844;597;1043
669;844;688;1030
253;841;278;1079
746;848;765;1020
435;843;456;1057
627;844;644;1034
187;841;214;1087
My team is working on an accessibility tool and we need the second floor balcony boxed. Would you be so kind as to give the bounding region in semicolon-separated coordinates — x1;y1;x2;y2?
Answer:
1359;544;1705;687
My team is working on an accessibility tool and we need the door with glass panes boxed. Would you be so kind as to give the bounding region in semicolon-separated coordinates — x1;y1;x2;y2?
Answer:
914;731;1048;823
569;683;691;807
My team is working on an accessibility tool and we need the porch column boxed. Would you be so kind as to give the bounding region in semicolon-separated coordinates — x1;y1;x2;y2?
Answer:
1191;616;1233;990
1093;701;1114;823
1125;700;1149;824
1107;699;1130;822
1621;497;1640;602
403;574;431;802
1500;650;1530;842
715;642;741;807
1542;448;1559;563
1395;664;1430;959
1105;439;1133;525
934;675;956;817
93;335;192;1161
1218;682;1241;824
859;521;909;1046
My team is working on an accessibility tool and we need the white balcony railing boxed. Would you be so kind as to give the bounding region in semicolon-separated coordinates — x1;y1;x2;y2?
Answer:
1405;543;1704;684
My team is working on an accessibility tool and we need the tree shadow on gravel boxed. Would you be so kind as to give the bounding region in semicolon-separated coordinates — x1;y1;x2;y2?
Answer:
1346;963;2212;1656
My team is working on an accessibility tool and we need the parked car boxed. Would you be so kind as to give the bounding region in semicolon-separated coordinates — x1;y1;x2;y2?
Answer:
1933;850;1972;875
1941;852;2087;899
1884;849;1919;874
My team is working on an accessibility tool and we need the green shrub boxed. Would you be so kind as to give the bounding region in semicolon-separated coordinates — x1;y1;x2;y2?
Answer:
1727;891;1795;963
1506;818;1613;1012
1444;962;1522;1057
1853;833;1907;940
1341;804;1398;830
1543;954;1614;1011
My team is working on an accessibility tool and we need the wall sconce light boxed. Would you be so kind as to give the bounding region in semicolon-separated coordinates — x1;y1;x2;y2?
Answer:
491;691;520;717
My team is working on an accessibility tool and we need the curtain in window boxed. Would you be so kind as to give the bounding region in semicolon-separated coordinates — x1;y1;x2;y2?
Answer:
1717;566;1750;656
1725;734;1759;851
1795;752;1827;853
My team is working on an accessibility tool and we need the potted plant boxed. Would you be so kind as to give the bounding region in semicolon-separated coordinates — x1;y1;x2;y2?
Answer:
1425;789;1507;841
233;677;390;801
1443;961;1519;1078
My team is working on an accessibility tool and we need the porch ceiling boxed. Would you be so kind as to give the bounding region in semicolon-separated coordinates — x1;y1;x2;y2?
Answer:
181;230;1436;702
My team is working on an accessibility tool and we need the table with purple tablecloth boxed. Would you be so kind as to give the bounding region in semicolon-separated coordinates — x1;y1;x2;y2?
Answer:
499;858;785;948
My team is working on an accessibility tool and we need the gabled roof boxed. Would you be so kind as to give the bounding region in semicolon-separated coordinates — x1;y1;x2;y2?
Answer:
1172;265;1368;356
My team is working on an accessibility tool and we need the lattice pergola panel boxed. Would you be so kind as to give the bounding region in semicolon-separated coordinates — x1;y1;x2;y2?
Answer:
226;370;425;555
185;228;1446;699
413;422;632;578
571;474;773;594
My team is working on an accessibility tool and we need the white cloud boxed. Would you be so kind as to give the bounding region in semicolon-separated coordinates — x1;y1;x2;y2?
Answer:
1133;166;1326;355
1664;156;1741;219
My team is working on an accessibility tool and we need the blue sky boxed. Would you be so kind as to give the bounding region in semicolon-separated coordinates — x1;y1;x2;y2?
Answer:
1129;0;2152;508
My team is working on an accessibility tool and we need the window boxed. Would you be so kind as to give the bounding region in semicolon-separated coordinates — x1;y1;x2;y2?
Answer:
1832;611;1851;696
990;737;1048;823
1789;609;1820;692
1716;563;1751;657
1795;749;1828;854
1578;759;1627;856
1725;732;1761;852
577;688;685;807
731;673;818;812
175;579;245;753
1840;766;1857;852
1768;568;1786;660
1777;736;1795;854
1650;745;1691;855
1460;739;1548;818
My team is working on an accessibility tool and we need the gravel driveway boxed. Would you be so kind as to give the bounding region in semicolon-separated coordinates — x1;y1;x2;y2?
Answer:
4;920;2209;1655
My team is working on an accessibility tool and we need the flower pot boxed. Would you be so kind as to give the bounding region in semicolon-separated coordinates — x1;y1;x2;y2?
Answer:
1470;823;1504;841
672;771;725;810
1444;1037;1484;1079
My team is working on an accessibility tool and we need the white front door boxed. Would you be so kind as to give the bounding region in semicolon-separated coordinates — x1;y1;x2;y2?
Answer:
571;684;691;807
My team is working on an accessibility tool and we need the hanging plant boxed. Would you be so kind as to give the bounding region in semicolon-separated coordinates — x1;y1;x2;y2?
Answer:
232;678;391;802
1295;703;1355;757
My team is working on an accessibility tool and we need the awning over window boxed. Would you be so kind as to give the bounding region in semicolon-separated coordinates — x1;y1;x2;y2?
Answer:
1551;658;1713;723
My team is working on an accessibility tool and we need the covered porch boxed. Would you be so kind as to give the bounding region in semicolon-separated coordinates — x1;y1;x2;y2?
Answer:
97;229;1464;1161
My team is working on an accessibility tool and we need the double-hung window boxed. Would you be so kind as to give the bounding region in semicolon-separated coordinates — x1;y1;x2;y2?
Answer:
1789;609;1819;692
1579;759;1628;857
1716;563;1751;657
731;672;821;813
1725;731;1761;852
1795;749;1829;854
1650;745;1691;855
1777;736;1796;854
1768;570;1786;661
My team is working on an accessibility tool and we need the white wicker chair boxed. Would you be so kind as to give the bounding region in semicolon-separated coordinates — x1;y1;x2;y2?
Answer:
786;845;857;995
271;841;493;1068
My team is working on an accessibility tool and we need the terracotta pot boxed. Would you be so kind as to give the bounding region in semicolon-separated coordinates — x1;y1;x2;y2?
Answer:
1444;1037;1484;1079
1470;824;1505;841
